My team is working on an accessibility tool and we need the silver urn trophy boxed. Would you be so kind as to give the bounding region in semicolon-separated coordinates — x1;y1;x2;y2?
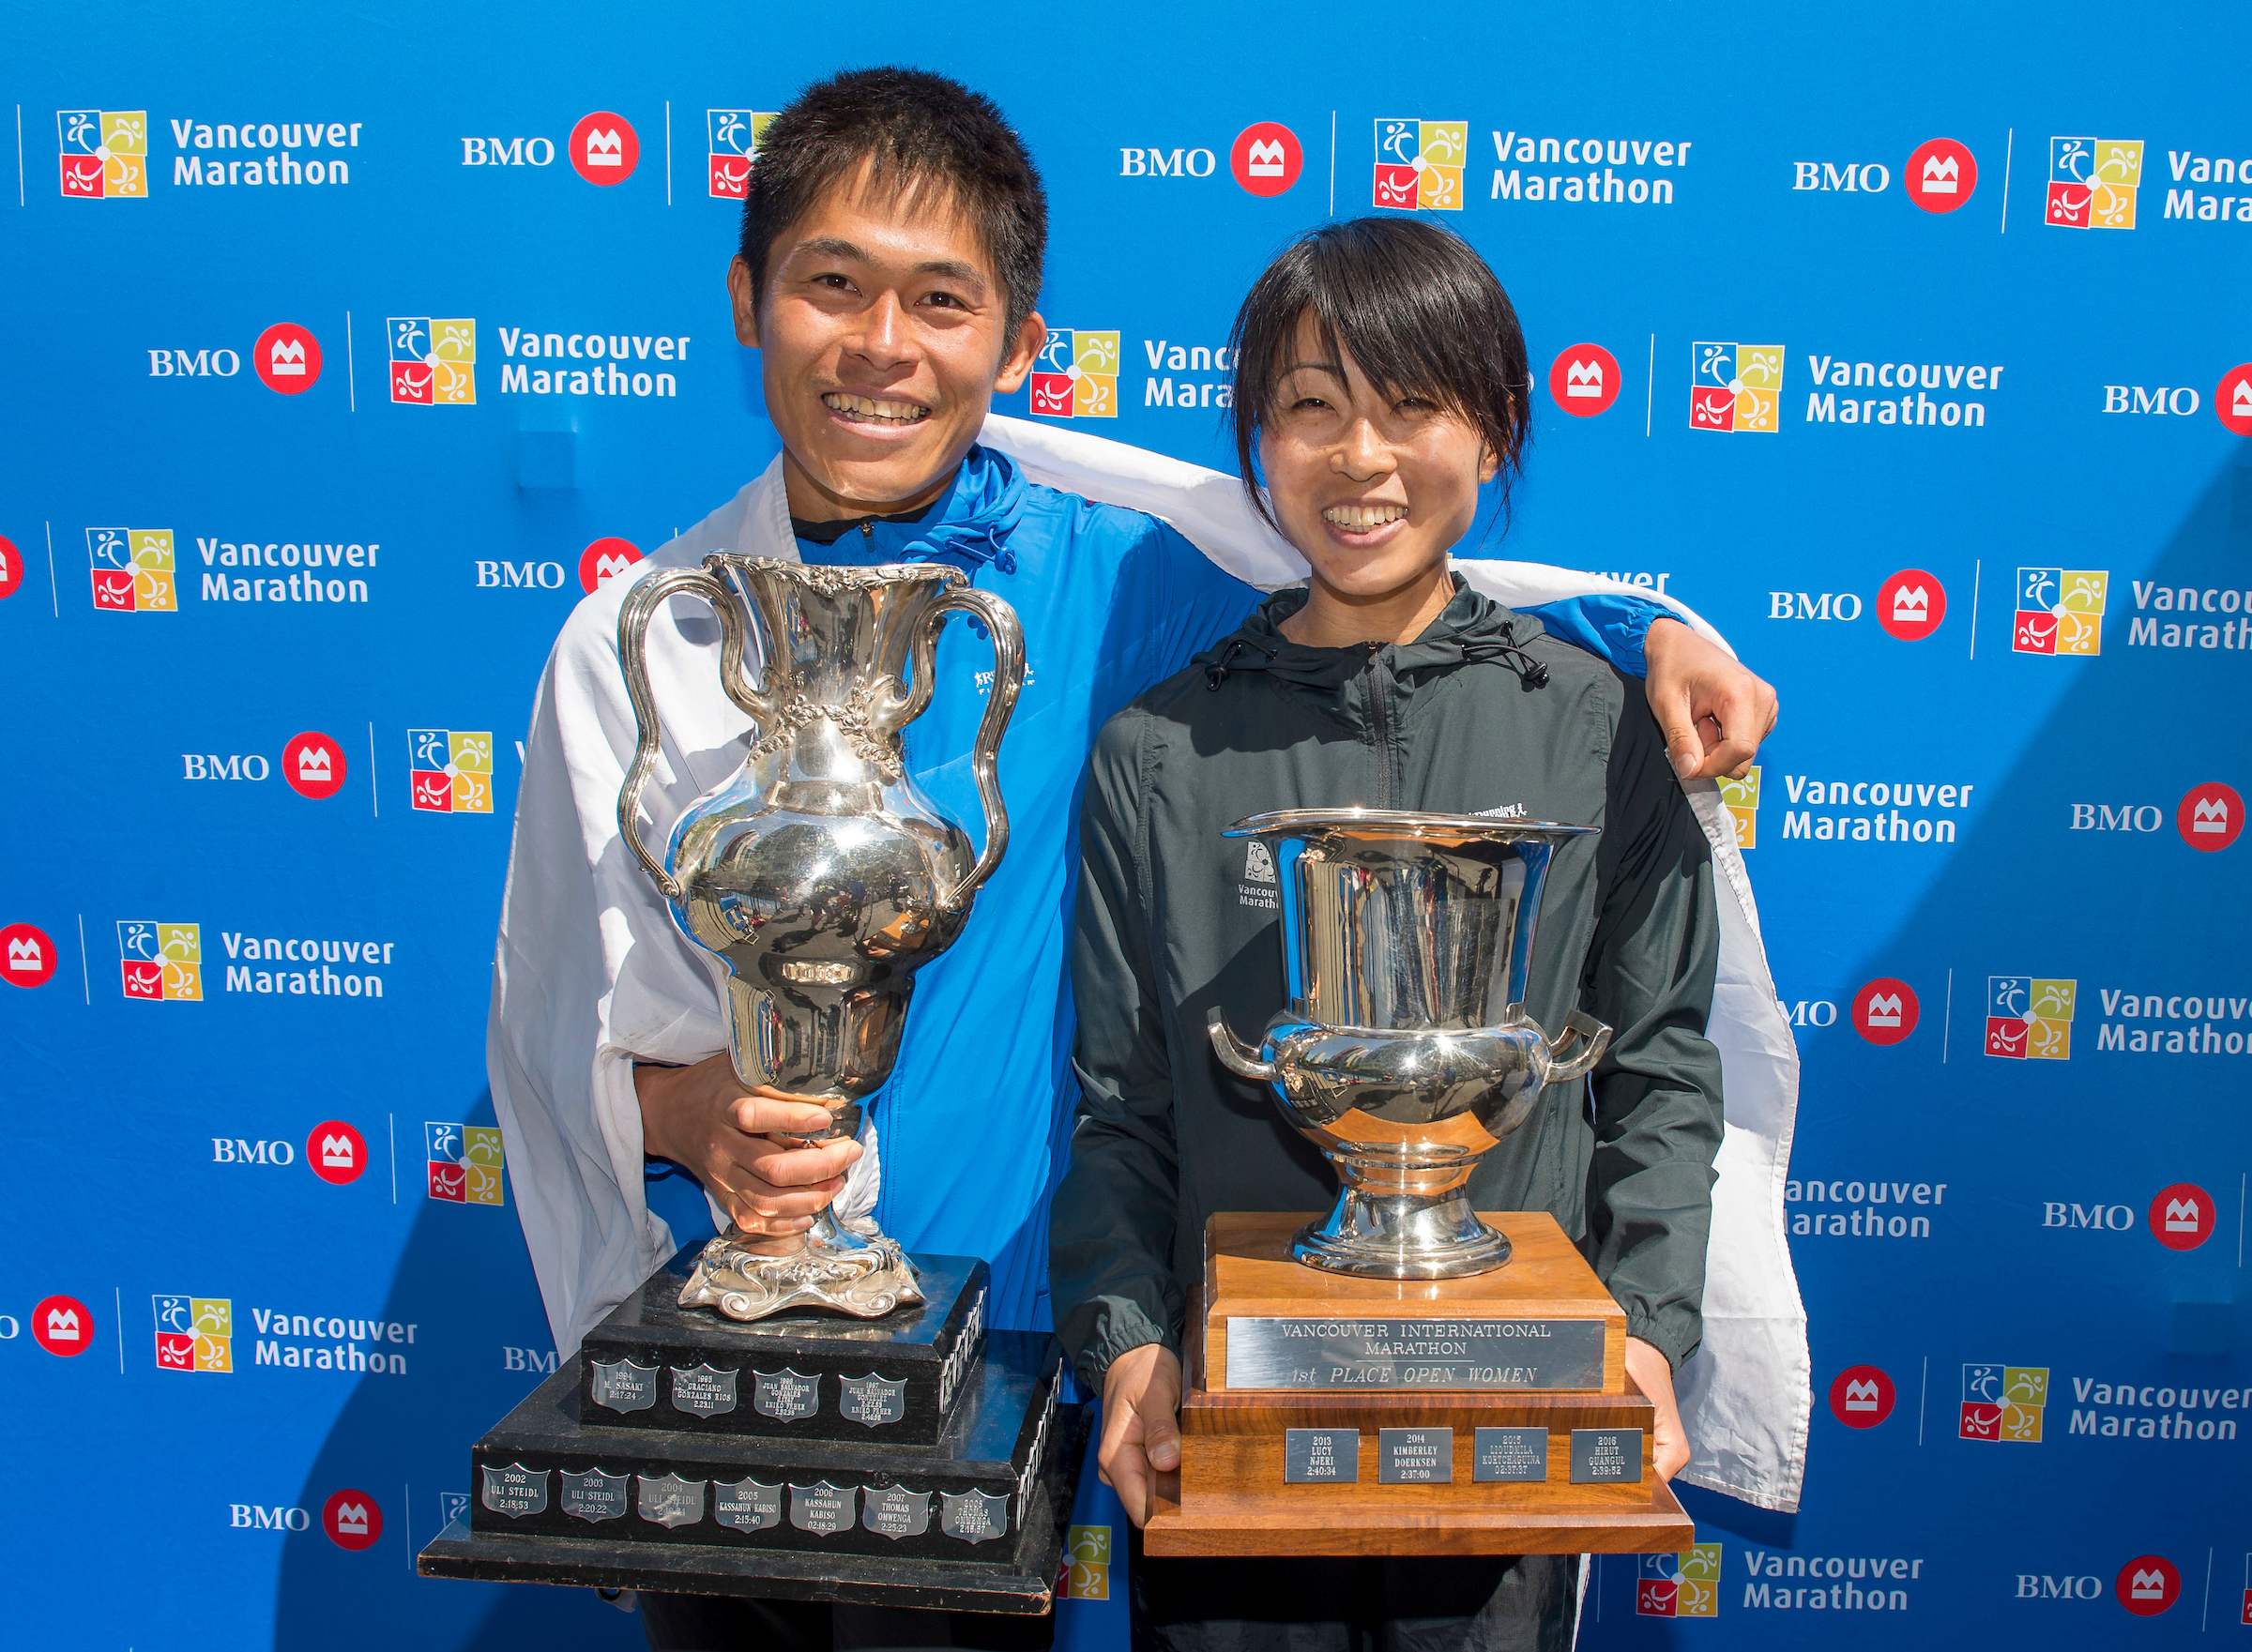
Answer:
1208;809;1613;1280
616;555;1023;1323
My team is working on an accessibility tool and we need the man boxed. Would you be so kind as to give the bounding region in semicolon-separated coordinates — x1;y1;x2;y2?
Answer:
488;66;1799;1649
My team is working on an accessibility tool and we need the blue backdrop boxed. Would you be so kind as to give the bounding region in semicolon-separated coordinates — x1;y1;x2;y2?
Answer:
3;1;2249;1644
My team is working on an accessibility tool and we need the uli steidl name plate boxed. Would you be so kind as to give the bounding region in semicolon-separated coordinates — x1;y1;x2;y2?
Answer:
1223;1317;1605;1391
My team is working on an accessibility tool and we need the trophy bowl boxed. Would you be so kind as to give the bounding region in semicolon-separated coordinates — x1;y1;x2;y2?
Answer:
1207;808;1612;1280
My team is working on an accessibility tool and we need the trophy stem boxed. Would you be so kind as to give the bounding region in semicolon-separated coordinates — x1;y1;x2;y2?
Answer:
1291;1181;1514;1280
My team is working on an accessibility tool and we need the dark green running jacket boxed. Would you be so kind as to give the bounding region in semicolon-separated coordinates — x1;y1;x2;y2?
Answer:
1049;578;1725;1392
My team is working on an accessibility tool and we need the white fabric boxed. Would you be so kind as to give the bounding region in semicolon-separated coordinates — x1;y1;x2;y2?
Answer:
488;415;1808;1513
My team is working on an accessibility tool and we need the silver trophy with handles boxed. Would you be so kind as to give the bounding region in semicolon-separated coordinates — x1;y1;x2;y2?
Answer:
616;556;1023;1322
1207;808;1613;1279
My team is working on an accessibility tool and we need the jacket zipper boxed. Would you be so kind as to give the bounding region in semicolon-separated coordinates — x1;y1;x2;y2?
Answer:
1364;641;1395;809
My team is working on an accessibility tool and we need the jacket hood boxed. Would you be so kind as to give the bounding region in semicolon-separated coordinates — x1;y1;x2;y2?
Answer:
1193;575;1554;692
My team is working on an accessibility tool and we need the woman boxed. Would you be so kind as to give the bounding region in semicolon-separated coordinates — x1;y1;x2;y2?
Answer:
1050;217;1729;1651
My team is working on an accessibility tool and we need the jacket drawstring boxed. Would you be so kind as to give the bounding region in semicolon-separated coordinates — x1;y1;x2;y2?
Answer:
1205;637;1277;690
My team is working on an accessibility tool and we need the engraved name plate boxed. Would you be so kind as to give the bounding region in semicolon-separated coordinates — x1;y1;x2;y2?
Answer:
1570;1429;1644;1484
863;1486;932;1538
587;1356;659;1413
1473;1428;1548;1482
789;1480;857;1536
840;1372;906;1428
940;1488;1010;1544
754;1368;821;1422
714;1477;782;1532
1224;1318;1605;1391
479;1463;548;1517
638;1473;706;1528
1283;1428;1360;1483
559;1467;631;1522
670;1362;738;1418
1377;1427;1453;1484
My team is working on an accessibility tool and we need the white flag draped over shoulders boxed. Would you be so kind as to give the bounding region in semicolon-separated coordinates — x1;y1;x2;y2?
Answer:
486;411;1809;1513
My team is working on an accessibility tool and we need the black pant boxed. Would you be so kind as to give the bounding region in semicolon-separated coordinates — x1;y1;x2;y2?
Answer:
1129;1537;1577;1652
639;1592;1059;1652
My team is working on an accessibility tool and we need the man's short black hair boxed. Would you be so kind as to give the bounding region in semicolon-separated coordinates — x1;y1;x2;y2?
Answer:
740;67;1047;341
1227;217;1531;529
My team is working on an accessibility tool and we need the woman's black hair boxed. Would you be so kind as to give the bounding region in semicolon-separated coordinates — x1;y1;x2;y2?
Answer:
1226;217;1532;530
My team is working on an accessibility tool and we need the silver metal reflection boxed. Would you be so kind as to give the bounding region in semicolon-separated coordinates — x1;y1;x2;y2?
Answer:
1207;809;1613;1280
616;556;1024;1322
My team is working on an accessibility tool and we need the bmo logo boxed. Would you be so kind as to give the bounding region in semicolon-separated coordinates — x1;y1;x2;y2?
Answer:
1906;139;1977;213
309;1120;369;1186
0;533;20;599
2177;781;2243;851
33;1295;94;1356
2149;1183;2214;1250
1877;569;1945;640
570;112;637;185
253;323;322;394
1852;978;1919;1044
1547;343;1621;417
579;536;644;593
283;732;346;800
2117;1556;2179;1616
2218;363;2252;437
324;1488;383;1551
1229;122;1302;197
1827;1363;1894;1427
2;922;58;988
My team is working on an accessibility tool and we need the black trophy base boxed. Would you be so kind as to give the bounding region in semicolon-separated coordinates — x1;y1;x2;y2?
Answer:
577;1248;990;1447
419;1328;1083;1612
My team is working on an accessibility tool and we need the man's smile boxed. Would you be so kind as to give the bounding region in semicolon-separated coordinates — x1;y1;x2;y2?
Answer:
821;390;933;426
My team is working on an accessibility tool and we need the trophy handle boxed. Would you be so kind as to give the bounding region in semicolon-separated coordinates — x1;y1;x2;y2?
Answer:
1544;1008;1614;1084
616;564;768;900
913;584;1025;914
1208;1009;1280;1084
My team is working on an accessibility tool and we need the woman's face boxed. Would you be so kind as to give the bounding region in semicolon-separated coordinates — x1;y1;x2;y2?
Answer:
1257;312;1500;600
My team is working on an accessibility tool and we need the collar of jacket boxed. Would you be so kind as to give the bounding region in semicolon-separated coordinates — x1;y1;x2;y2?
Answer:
787;443;1028;575
1194;576;1551;694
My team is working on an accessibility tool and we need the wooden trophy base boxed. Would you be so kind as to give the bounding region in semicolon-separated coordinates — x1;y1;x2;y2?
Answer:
1142;1213;1694;1558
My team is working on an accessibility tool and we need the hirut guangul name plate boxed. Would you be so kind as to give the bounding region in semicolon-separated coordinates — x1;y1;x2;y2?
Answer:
1224;1316;1605;1391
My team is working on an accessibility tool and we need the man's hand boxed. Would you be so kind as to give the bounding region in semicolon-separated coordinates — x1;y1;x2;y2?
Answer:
1624;1336;1690;1481
1098;1342;1182;1528
634;1053;861;1250
1644;616;1779;781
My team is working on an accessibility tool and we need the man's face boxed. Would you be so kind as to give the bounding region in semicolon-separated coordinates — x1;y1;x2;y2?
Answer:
732;171;1043;519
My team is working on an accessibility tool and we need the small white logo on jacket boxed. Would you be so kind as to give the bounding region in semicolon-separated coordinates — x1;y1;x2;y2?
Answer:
1238;841;1279;911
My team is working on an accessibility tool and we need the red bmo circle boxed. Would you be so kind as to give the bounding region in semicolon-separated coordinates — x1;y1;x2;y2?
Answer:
1548;344;1621;417
324;1488;383;1550
1877;570;1945;640
1230;122;1302;197
283;731;347;800
308;1120;369;1186
1;922;58;988
571;112;638;184
1851;978;1918;1044
1828;1364;1894;1427
0;534;22;599
2117;1555;2180;1615
1905;138;1976;212
32;1295;94;1356
253;322;322;394
2177;781;2243;850
579;536;645;593
2216;364;2252;436
2149;1183;2214;1250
